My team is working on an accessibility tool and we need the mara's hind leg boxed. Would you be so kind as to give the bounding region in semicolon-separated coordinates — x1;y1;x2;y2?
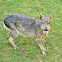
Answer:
6;32;16;44
37;39;46;56
6;32;11;39
9;30;20;50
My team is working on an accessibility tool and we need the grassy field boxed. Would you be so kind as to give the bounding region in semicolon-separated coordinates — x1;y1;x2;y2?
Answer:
0;0;62;62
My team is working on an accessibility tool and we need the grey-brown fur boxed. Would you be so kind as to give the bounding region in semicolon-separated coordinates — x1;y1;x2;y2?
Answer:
4;13;51;56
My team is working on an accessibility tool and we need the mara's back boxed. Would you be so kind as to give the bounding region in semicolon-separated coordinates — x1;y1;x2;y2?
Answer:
4;13;42;38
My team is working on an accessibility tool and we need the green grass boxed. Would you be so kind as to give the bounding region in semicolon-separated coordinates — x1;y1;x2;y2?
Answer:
0;0;62;62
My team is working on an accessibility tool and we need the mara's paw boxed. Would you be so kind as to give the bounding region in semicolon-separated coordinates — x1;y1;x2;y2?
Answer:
42;52;46;56
15;47;20;50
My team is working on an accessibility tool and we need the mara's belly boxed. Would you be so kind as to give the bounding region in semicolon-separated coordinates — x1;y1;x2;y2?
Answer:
17;29;36;38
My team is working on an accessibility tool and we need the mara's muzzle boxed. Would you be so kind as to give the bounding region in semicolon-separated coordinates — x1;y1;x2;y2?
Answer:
43;29;48;34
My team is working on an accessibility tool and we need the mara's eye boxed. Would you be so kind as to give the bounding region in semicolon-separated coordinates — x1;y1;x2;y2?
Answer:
42;22;43;24
41;21;44;24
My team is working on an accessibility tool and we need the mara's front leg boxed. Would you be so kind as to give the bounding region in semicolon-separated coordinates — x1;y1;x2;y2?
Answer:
37;39;46;56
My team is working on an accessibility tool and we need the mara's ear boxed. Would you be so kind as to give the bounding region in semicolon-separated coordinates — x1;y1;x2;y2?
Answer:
49;13;53;19
39;13;43;20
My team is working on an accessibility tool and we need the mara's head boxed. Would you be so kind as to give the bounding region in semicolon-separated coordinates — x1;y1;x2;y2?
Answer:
39;13;52;34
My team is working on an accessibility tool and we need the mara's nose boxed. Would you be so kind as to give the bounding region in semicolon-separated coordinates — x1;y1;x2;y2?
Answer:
43;29;48;34
44;29;48;31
